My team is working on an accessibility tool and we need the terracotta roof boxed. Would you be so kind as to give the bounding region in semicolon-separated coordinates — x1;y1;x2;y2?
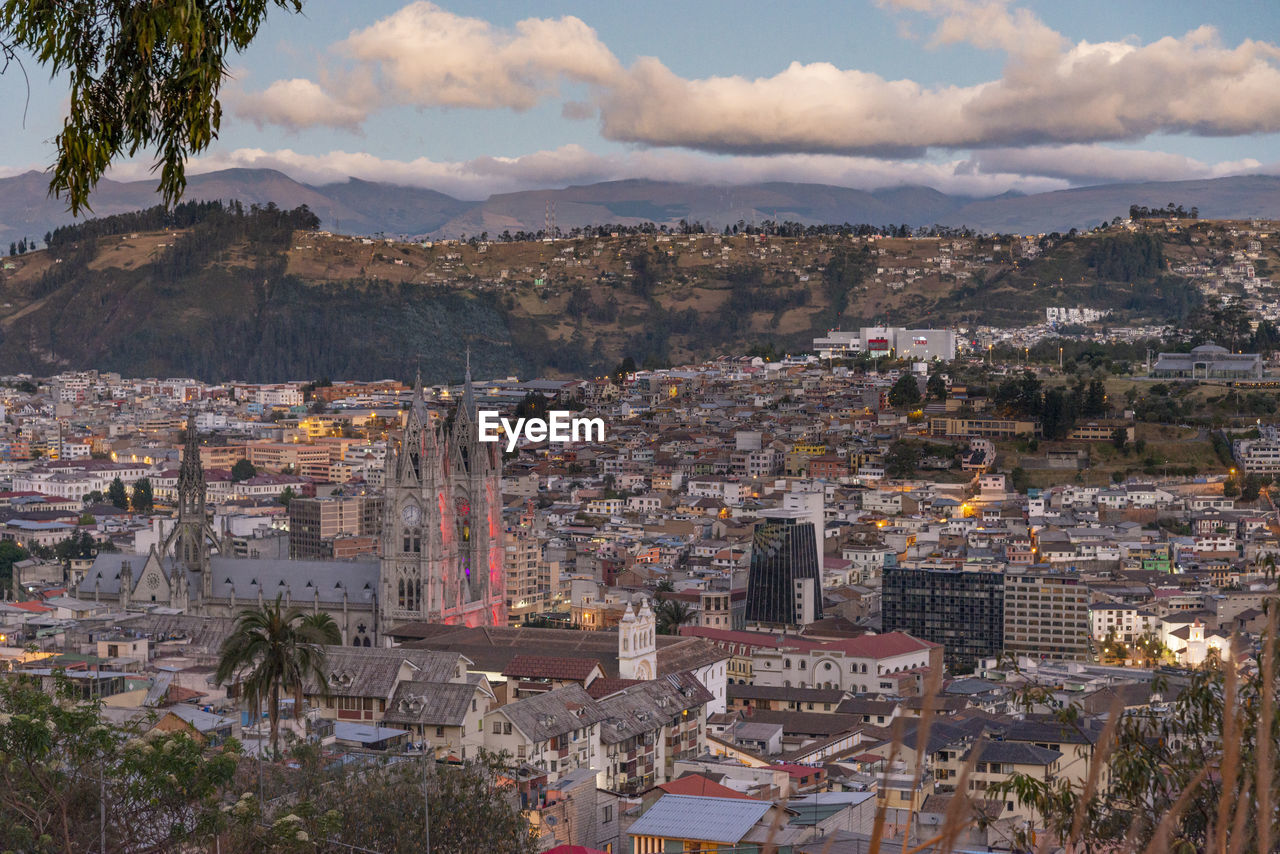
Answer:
585;677;643;699
502;655;602;682
658;773;757;800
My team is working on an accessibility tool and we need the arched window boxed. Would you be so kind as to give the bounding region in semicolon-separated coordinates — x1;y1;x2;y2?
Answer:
623;636;629;652
352;637;361;646
363;637;371;647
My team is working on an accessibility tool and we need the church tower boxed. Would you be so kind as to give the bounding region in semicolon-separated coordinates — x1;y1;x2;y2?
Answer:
618;596;657;681
379;360;506;635
162;417;219;602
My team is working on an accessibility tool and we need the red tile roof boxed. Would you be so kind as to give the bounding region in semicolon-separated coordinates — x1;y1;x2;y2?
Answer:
501;655;602;682
657;774;757;800
584;677;643;699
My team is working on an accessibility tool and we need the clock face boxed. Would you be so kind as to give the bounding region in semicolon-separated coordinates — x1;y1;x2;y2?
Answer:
401;503;422;527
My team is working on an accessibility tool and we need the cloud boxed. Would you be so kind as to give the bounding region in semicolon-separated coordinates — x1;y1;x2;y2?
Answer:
234;78;370;132
963;145;1264;184
338;1;620;111
227;1;1280;174
595;24;1280;154
97;144;1074;200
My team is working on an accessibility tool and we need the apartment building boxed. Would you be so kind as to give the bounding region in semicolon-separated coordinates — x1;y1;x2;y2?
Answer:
1003;571;1091;661
287;494;382;559
883;566;1005;673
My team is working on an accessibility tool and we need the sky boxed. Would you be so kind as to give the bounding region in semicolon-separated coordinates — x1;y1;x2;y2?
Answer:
2;0;1280;200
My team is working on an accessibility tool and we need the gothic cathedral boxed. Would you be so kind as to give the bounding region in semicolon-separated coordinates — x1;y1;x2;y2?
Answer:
378;366;506;632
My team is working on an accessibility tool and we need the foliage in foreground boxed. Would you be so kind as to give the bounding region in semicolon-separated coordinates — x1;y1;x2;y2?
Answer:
0;674;537;853
994;624;1280;853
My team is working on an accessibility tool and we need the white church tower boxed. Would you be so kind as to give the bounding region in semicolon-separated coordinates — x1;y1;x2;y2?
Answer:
618;596;657;681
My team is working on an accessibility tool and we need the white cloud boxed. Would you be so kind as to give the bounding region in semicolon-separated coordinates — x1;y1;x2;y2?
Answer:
339;1;620;111
114;144;1067;200
234;78;369;132
964;145;1263;184
595;25;1280;154
222;0;1280;186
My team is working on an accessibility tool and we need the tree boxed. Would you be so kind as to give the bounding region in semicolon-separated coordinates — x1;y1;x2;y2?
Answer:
1223;476;1240;498
888;373;921;407
277;486;296;507
214;597;340;757
83;489;103;505
1084;378;1108;416
0;673;238;853
231;458;256;482
926;372;947;401
106;475;128;509
130;477;154;513
655;599;694;635
0;0;304;213
1110;426;1129;451
1241;472;1269;503
0;538;28;592
227;748;538;854
884;440;920;479
654;578;675;600
613;355;637;382
995;625;1280;852
54;530;97;565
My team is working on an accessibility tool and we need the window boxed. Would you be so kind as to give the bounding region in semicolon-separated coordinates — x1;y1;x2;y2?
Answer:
602;805;613;823
493;721;503;734
436;726;445;737
504;722;512;735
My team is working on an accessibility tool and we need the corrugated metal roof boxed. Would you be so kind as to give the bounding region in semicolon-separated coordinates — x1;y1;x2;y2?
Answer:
625;794;770;844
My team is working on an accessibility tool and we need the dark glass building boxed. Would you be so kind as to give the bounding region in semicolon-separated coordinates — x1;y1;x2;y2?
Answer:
744;513;822;628
882;566;1004;673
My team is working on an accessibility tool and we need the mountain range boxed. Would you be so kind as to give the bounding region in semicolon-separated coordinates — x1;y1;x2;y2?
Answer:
2;169;1279;244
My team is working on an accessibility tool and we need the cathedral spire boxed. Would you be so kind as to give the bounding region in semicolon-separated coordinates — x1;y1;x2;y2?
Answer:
177;413;203;497
462;347;476;419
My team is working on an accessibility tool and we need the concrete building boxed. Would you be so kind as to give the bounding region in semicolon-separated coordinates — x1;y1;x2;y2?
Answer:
1003;571;1091;661
1151;343;1262;380
287;494;383;559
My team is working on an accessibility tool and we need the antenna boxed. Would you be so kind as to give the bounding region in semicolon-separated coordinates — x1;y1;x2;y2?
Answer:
545;201;556;239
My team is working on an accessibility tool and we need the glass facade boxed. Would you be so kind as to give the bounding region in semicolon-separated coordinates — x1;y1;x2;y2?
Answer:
744;518;821;627
883;567;1004;673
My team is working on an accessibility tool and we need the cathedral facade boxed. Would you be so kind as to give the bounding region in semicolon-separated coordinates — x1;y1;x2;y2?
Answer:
378;371;507;632
79;370;506;645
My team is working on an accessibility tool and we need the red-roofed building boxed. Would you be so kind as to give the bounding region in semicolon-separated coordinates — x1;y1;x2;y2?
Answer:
656;773;758;800
584;677;643;699
502;655;605;698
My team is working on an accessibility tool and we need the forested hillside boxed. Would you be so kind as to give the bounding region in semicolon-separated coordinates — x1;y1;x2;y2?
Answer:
0;203;1255;381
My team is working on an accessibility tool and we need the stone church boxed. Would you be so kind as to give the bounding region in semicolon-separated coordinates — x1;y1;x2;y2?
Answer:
78;369;506;645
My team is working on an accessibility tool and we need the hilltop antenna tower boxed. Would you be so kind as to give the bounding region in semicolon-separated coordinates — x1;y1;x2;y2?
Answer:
545;201;556;239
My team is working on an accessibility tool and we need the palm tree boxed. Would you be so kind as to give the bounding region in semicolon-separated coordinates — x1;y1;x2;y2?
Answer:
654;578;675;601
655;599;694;635
215;595;341;757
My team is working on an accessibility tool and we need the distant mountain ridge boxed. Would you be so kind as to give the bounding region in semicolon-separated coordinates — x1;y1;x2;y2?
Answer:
2;168;1278;243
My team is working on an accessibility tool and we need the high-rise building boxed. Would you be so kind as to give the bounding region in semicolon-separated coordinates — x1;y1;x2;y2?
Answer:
882;566;1004;673
378;364;506;632
288;494;383;559
1003;570;1090;661
744;511;821;628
